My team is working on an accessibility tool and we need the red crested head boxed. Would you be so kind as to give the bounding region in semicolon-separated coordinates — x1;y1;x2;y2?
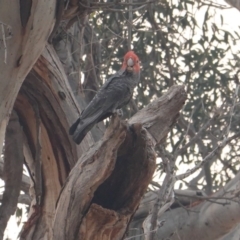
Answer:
121;51;140;74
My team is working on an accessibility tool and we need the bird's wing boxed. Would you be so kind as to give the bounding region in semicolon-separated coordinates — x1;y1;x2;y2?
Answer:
80;72;128;119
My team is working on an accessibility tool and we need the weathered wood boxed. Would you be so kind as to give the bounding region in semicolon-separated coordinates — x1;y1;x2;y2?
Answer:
0;1;186;239
15;71;75;239
52;115;127;239
52;86;186;240
16;90;64;239
143;171;240;240
129;85;187;145
0;0;56;155
53;115;156;240
79;204;129;240
12;42;97;239
10;71;186;239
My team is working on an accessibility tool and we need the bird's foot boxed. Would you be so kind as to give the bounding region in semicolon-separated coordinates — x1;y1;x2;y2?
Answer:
114;109;123;118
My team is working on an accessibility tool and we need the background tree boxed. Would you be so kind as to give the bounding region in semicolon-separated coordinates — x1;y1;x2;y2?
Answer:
1;0;240;240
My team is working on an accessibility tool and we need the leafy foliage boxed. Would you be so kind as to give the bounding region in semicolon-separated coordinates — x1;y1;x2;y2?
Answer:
81;0;240;193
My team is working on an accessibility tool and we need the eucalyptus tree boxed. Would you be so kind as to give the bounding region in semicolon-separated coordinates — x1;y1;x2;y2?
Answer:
1;1;240;240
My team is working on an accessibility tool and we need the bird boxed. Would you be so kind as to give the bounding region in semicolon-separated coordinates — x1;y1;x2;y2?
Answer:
69;51;140;144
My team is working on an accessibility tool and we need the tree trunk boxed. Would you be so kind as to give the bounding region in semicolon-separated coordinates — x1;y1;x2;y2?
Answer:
17;64;186;239
0;0;56;155
0;1;188;239
130;169;240;240
0;28;186;238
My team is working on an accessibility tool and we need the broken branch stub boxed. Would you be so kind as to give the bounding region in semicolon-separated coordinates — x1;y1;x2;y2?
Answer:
53;115;127;239
129;85;187;145
53;85;186;240
53;115;156;240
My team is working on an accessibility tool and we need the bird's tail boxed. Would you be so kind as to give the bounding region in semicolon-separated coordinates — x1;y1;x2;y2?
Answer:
69;111;103;144
69;118;81;135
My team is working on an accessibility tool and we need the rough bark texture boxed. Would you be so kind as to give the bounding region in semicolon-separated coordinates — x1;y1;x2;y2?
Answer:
1;39;186;238
130;170;240;240
2;0;240;238
15;45;80;239
0;0;56;155
129;85;186;145
12;44;186;239
53;115;155;239
0;1;189;239
51;86;186;240
154;174;240;240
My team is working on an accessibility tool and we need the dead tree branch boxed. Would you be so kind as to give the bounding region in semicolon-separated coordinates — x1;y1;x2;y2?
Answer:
53;85;187;240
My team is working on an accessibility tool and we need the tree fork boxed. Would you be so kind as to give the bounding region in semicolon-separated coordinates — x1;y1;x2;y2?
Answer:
13;50;186;240
52;86;187;240
53;115;155;240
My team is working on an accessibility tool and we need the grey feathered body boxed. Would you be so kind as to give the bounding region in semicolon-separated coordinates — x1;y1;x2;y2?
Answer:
69;70;140;144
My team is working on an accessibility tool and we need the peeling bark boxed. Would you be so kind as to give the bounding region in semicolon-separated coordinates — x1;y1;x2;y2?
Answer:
129;85;187;145
0;0;56;155
130;171;240;240
53;115;156;240
10;72;185;239
0;1;189;239
51;86;186;240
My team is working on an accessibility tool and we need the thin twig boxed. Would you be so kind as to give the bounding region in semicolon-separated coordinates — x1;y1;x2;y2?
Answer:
91;1;157;7
202;0;231;9
79;1;148;12
1;23;7;64
174;109;198;156
104;25;125;39
176;131;240;180
176;192;240;203
225;84;239;137
176;84;239;182
148;147;175;240
124;229;157;240
128;0;133;50
175;114;218;156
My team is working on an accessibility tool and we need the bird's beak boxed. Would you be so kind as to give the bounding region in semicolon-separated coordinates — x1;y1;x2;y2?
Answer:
127;58;134;72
